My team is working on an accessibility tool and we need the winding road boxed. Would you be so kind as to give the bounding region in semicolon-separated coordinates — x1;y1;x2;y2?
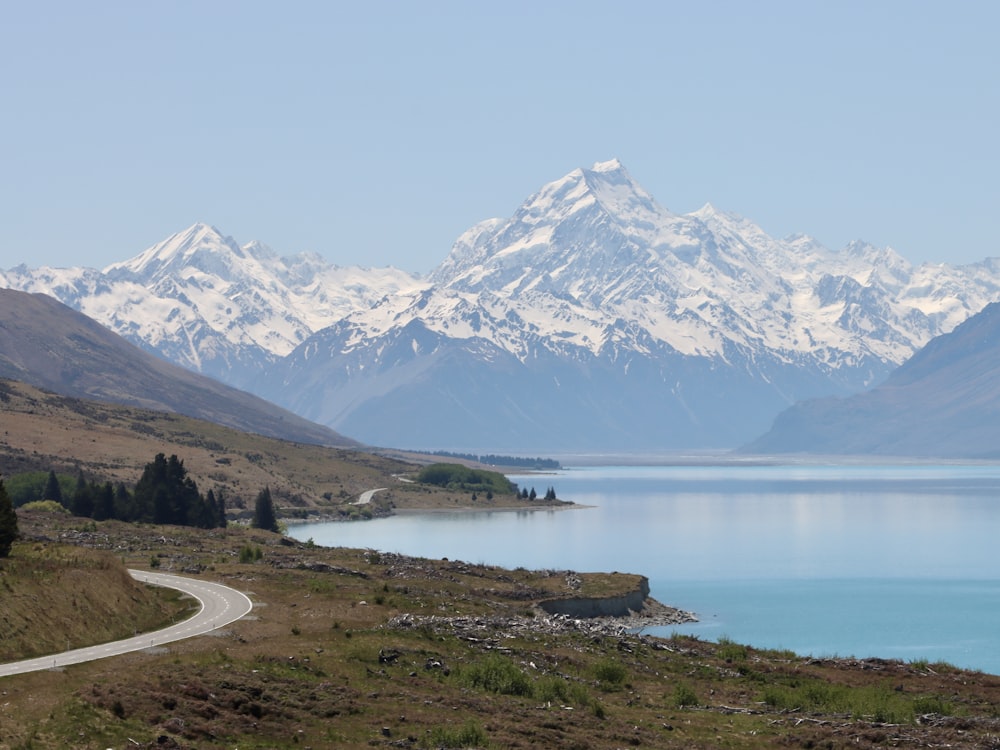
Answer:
0;570;253;679
352;487;387;505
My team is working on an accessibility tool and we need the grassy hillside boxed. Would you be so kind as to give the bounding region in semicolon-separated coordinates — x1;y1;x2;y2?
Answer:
0;379;565;520
2;512;999;749
0;541;190;662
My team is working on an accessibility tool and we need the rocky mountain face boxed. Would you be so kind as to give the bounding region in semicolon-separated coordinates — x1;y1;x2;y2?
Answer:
743;302;1000;458
4;159;1000;452
0;288;357;448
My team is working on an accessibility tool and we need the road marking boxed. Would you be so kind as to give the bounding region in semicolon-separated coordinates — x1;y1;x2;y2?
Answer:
0;571;253;679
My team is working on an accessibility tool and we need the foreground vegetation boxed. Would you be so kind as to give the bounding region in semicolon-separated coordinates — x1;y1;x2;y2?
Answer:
2;511;1000;749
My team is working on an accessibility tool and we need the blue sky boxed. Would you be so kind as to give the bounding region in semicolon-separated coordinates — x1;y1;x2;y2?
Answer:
2;1;997;272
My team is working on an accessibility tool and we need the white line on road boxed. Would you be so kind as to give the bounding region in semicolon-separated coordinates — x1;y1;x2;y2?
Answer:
0;570;253;679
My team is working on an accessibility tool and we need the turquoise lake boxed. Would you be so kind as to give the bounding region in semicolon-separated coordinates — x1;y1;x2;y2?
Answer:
285;463;1000;674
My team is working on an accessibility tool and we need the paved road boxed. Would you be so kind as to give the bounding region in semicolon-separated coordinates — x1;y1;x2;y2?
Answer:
0;570;253;678
352;487;387;505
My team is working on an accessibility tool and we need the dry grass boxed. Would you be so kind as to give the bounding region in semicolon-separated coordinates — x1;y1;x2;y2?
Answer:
0;542;191;661
0;380;566;520
3;512;1000;750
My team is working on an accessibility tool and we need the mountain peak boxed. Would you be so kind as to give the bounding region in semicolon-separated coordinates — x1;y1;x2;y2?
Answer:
691;202;721;219
105;223;244;278
589;158;625;174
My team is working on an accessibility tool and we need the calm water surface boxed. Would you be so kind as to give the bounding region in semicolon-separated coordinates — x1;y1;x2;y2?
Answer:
286;463;1000;674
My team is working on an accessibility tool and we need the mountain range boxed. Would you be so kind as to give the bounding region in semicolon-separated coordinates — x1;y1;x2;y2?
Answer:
0;288;356;449
4;159;1000;452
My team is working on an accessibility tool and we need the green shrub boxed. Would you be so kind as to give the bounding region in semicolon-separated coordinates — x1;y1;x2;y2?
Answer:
424;720;488;748
536;675;570;703
592;658;628;688
239;544;262;564
716;635;749;662
19;500;69;513
912;695;951;716
458;653;533;697
673;683;699;707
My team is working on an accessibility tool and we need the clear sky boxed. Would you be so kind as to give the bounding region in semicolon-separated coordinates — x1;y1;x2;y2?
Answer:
2;1;998;273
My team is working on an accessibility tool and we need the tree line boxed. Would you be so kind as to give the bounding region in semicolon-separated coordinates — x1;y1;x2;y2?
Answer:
6;454;283;531
427;451;561;470
12;455;227;529
0;454;282;558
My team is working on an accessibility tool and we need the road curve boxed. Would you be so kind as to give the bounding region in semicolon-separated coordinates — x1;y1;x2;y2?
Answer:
352;487;387;505
0;570;253;679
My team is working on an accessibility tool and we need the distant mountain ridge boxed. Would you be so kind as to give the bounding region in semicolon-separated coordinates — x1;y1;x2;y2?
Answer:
743;301;1000;457
2;223;425;389
4;160;1000;451
0;288;357;448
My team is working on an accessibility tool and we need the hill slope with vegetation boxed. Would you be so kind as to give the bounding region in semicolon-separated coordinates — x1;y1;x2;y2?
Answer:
2;512;999;749
0;288;355;448
0;379;564;521
0;541;190;662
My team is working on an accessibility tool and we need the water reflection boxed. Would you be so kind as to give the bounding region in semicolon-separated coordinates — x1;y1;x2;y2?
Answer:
286;463;1000;672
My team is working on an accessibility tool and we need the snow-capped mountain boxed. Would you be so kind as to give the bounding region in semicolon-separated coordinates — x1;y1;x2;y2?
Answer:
5;159;1000;452
255;159;1000;451
2;223;426;388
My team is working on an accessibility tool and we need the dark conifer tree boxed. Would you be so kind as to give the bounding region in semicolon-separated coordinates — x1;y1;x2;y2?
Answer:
93;482;115;521
113;482;132;520
42;470;63;505
0;479;18;557
72;471;95;518
208;489;226;528
134;453;216;528
253;486;279;533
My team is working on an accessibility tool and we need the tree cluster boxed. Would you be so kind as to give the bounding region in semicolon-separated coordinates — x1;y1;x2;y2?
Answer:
39;455;226;529
416;463;516;495
428;450;561;470
516;486;557;501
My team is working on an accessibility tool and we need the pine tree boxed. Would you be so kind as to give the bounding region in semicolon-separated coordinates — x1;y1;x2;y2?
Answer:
214;489;227;528
134;453;214;528
93;482;115;521
253;486;279;533
114;482;132;520
207;489;226;529
42;470;63;505
72;471;95;518
0;479;19;558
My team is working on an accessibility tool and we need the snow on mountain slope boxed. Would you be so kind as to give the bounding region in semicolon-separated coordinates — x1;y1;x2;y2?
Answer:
261;160;1000;450
368;160;999;373
3;223;426;386
5;160;1000;451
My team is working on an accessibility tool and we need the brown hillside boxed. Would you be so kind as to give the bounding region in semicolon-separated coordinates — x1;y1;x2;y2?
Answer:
0;288;355;448
0;541;190;662
0;379;411;515
0;379;559;517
